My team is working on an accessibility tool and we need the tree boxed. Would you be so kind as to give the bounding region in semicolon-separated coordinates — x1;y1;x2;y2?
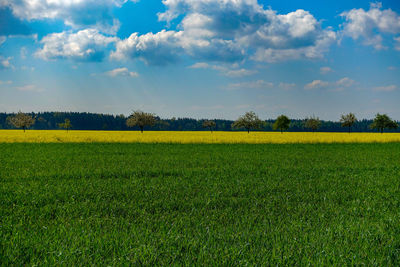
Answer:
156;120;170;130
370;113;398;133
273;115;290;133
126;110;156;133
232;111;263;133
202;120;216;133
7;112;35;132
340;113;357;133
58;118;72;132
304;116;321;132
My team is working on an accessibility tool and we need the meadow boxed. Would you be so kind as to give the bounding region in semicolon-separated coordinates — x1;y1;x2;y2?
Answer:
1;130;400;143
1;142;400;265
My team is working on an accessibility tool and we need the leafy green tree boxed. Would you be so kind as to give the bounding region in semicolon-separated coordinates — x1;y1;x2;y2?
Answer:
273;115;290;133
340;113;357;133
232;111;263;133
202;120;216;133
126;110;156;133
304;116;321;132
370;113;398;133
58;118;72;132
7;112;35;132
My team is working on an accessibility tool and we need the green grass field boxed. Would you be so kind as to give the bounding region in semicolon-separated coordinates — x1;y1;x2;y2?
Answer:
1;143;400;265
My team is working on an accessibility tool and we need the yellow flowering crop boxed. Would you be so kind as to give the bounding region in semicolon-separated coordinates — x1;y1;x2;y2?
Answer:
0;130;399;143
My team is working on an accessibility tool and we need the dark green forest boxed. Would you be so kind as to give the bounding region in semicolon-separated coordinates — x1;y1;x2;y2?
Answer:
0;112;399;132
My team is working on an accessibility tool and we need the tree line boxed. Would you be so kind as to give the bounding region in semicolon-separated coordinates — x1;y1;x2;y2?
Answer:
1;111;399;133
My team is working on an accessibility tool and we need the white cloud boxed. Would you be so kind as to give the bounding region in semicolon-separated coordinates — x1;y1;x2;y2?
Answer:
224;68;257;77
15;84;44;92
228;80;274;90
341;3;400;50
20;47;27;59
336;77;355;87
189;62;256;77
0;0;139;34
305;77;356;90
35;29;118;61
112;0;336;65
0;36;6;46
304;80;329;90
105;67;139;77
320;66;333;74
388;66;397;70
0;80;12;85
110;30;184;65
189;62;210;69
0;56;13;69
395;37;400;51
373;85;397;92
279;82;296;90
21;66;35;71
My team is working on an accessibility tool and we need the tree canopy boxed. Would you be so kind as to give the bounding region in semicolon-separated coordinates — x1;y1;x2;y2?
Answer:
202;120;216;133
340;113;357;133
370;113;398;133
304;116;321;132
0;111;399;133
126;111;157;133
7;112;35;132
232;111;263;133
273;115;290;133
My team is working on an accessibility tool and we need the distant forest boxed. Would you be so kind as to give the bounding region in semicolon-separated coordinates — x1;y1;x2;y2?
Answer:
0;112;399;132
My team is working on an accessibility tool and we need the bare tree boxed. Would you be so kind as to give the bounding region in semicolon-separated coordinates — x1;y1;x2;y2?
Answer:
232;111;263;133
304;116;321;133
273;115;290;133
126;110;156;133
202;120;216;133
340;113;357;133
7;112;35;132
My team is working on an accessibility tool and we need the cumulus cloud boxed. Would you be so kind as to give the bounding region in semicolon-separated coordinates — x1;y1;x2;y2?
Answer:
35;29;118;61
341;3;400;50
189;62;257;77
304;80;329;90
373;85;397;92
105;67;139;77
112;0;336;65
305;77;356;90
110;30;184;65
228;80;274;90
336;77;355;87
0;0;138;34
0;56;13;69
320;66;333;74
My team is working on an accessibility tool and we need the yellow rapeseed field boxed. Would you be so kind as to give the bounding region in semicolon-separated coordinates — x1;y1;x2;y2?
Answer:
0;130;399;143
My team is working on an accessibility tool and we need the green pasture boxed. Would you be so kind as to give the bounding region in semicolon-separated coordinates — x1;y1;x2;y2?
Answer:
1;143;400;265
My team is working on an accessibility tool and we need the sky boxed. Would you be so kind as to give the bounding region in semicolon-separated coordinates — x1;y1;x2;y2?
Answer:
0;0;400;120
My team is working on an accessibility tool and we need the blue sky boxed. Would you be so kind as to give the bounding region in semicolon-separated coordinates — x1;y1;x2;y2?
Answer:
0;0;399;120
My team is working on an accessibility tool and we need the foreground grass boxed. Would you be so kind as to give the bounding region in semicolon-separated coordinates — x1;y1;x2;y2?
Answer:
1;130;400;143
1;143;400;265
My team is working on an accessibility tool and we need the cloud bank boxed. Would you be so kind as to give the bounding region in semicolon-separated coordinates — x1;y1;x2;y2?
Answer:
111;0;336;65
0;0;139;34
